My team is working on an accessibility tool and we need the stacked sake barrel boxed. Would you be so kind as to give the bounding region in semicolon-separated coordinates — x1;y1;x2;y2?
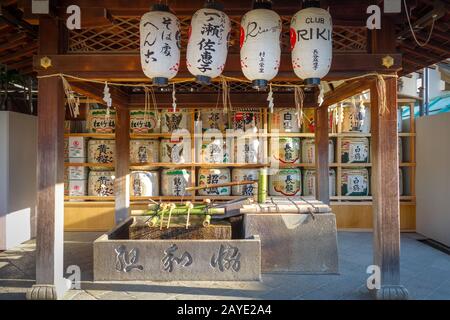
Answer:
130;109;191;197
86;108;116;197
269;108;337;197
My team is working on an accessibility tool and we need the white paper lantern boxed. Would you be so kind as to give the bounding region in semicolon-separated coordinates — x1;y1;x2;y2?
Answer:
291;3;332;85
186;4;231;84
240;3;282;89
140;4;181;86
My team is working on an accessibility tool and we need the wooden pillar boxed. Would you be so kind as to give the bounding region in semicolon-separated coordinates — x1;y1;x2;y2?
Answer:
27;17;70;300
369;16;408;299
114;106;130;224
315;104;330;204
370;79;408;299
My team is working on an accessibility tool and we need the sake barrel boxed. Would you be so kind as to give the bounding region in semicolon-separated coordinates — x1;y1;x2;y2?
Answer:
88;171;115;197
130;171;159;197
161;169;191;197
301;138;335;164
160;138;191;163
201;137;229;163
68;180;88;197
269;169;302;196
342;105;371;133
68;136;87;161
86;108;116;133
341;168;369;196
235;137;261;164
64;168;69;195
302;169;336;197
161;109;189;133
341;137;370;163
67;166;89;180
130;140;159;166
271;108;301;133
271;137;301;164
231;169;259;196
231;111;261;132
201;110;227;132
87;139;115;170
198;168;231;196
398;137;403;163
130;109;160;134
64;138;69;162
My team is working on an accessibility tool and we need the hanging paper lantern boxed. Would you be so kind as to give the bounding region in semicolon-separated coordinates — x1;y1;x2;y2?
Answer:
140;4;181;86
186;2;231;84
290;1;333;85
240;2;282;90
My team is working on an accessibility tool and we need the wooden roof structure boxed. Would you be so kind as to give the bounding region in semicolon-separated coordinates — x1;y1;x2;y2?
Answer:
0;0;448;79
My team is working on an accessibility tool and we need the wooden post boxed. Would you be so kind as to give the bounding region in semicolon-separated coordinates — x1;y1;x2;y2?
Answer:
315;104;330;204
369;16;408;300
26;17;70;300
115;106;130;224
370;79;408;299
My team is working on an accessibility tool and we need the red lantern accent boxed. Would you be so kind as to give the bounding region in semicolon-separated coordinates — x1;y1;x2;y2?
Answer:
239;26;245;49
290;28;297;51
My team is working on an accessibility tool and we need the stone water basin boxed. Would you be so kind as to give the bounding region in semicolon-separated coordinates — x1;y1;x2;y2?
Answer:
93;216;261;281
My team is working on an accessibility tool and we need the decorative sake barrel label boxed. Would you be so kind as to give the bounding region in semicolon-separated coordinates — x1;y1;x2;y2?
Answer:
88;171;115;197
68;166;88;180
161;169;191;196
232;168;259;196
271;108;300;133
269;169;302;196
341;168;369;196
68;180;88;197
87;109;116;133
271;137;300;164
235;137;261;164
130;171;159;197
88;139;115;170
301;138;334;164
130;140;159;164
160;138;191;163
198;168;231;196
341;138;369;163
201;111;228;132
231;111;261;132
303;169;336;197
68;137;87;159
161;110;189;133
342;105;371;133
201;138;229;164
130;110;160;133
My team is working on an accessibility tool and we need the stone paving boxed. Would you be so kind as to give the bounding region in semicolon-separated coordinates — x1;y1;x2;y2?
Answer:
0;232;449;300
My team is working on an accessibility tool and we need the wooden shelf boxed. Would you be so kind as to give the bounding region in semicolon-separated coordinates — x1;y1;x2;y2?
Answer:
65;196;114;201
64;162;115;168
130;133;191;139
64;133;115;139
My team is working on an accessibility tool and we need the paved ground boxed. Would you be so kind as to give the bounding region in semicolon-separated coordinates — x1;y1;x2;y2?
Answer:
0;232;449;300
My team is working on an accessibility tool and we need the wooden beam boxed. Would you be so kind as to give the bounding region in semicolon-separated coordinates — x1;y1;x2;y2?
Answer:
315;104;330;204
26;16;69;300
0;33;28;52
114;107;130;224
129;92;319;108
322;79;372;107
33;53;403;82
0;43;37;64
51;0;374;23
69;81;129;106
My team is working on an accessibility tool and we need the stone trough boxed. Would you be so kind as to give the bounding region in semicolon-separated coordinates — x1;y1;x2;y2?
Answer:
93;217;261;281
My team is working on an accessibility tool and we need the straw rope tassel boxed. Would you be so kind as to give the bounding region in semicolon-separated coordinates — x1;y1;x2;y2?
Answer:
376;75;388;115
